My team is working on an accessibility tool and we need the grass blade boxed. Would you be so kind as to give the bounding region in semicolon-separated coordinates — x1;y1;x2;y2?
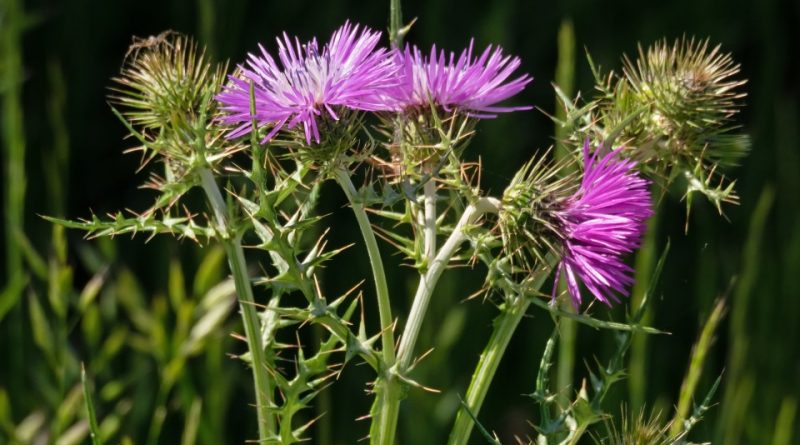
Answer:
670;298;727;437
81;364;102;445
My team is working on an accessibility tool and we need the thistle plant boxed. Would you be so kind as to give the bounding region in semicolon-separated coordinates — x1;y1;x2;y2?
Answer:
52;0;749;443
554;37;748;216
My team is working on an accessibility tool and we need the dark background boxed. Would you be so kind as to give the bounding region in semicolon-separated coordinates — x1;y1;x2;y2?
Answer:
2;0;799;443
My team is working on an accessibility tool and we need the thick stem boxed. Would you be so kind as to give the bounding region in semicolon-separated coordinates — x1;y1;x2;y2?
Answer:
556;294;576;406
2;0;26;402
396;197;500;370
371;197;498;445
552;19;577;407
199;168;275;439
448;296;529;445
447;255;558;445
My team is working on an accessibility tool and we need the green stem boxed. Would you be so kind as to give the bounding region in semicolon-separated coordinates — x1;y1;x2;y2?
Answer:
333;168;399;444
2;0;25;289
555;297;576;406
372;1;403;441
553;17;577;408
199;168;275;440
1;0;27;404
334;168;395;363
628;211;660;412
360;197;496;445
389;0;404;49
449;296;528;445
447;256;557;445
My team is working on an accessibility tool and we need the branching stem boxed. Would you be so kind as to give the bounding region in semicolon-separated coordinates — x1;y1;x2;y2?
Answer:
397;197;501;369
447;255;559;445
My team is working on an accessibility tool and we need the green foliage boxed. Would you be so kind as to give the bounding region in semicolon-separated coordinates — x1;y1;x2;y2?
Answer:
0;224;243;444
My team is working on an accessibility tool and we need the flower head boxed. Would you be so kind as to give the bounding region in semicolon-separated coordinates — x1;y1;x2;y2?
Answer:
110;32;233;168
554;141;653;307
216;21;397;144
389;40;532;117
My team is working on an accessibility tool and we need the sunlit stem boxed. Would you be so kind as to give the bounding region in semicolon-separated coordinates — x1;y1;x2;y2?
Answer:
199;167;275;440
371;0;406;442
447;254;559;445
369;197;497;444
423;177;437;259
397;197;501;369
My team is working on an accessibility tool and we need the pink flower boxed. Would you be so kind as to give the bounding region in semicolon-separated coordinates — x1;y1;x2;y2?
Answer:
554;141;653;307
216;21;398;144
389;40;532;117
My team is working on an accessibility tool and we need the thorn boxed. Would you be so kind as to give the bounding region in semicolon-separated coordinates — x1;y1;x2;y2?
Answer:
230;332;247;342
409;347;436;371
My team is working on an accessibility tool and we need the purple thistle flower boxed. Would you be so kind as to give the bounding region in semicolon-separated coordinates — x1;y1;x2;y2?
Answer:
216;21;397;144
389;40;533;117
553;141;653;308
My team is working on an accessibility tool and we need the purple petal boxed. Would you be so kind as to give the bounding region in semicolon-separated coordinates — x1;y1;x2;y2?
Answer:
554;140;653;308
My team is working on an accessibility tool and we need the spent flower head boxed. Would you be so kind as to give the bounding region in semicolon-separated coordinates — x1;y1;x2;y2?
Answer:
389;40;532;117
571;37;747;214
109;31;240;212
111;32;230;165
216;21;398;146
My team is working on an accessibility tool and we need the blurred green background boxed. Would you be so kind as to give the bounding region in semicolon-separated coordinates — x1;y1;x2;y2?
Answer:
1;0;798;443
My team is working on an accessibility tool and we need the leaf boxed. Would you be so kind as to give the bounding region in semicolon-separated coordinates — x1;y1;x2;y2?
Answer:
81;365;102;445
192;245;226;296
182;280;236;356
181;399;202;445
78;268;108;314
44;212;216;243
527;296;666;335
13;226;48;280
168;257;186;309
0;273;27;322
28;290;54;361
670;298;727;437
456;395;502;445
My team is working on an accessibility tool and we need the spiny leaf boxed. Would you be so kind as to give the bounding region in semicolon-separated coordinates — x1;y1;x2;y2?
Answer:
44;213;216;243
526;296;666;335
